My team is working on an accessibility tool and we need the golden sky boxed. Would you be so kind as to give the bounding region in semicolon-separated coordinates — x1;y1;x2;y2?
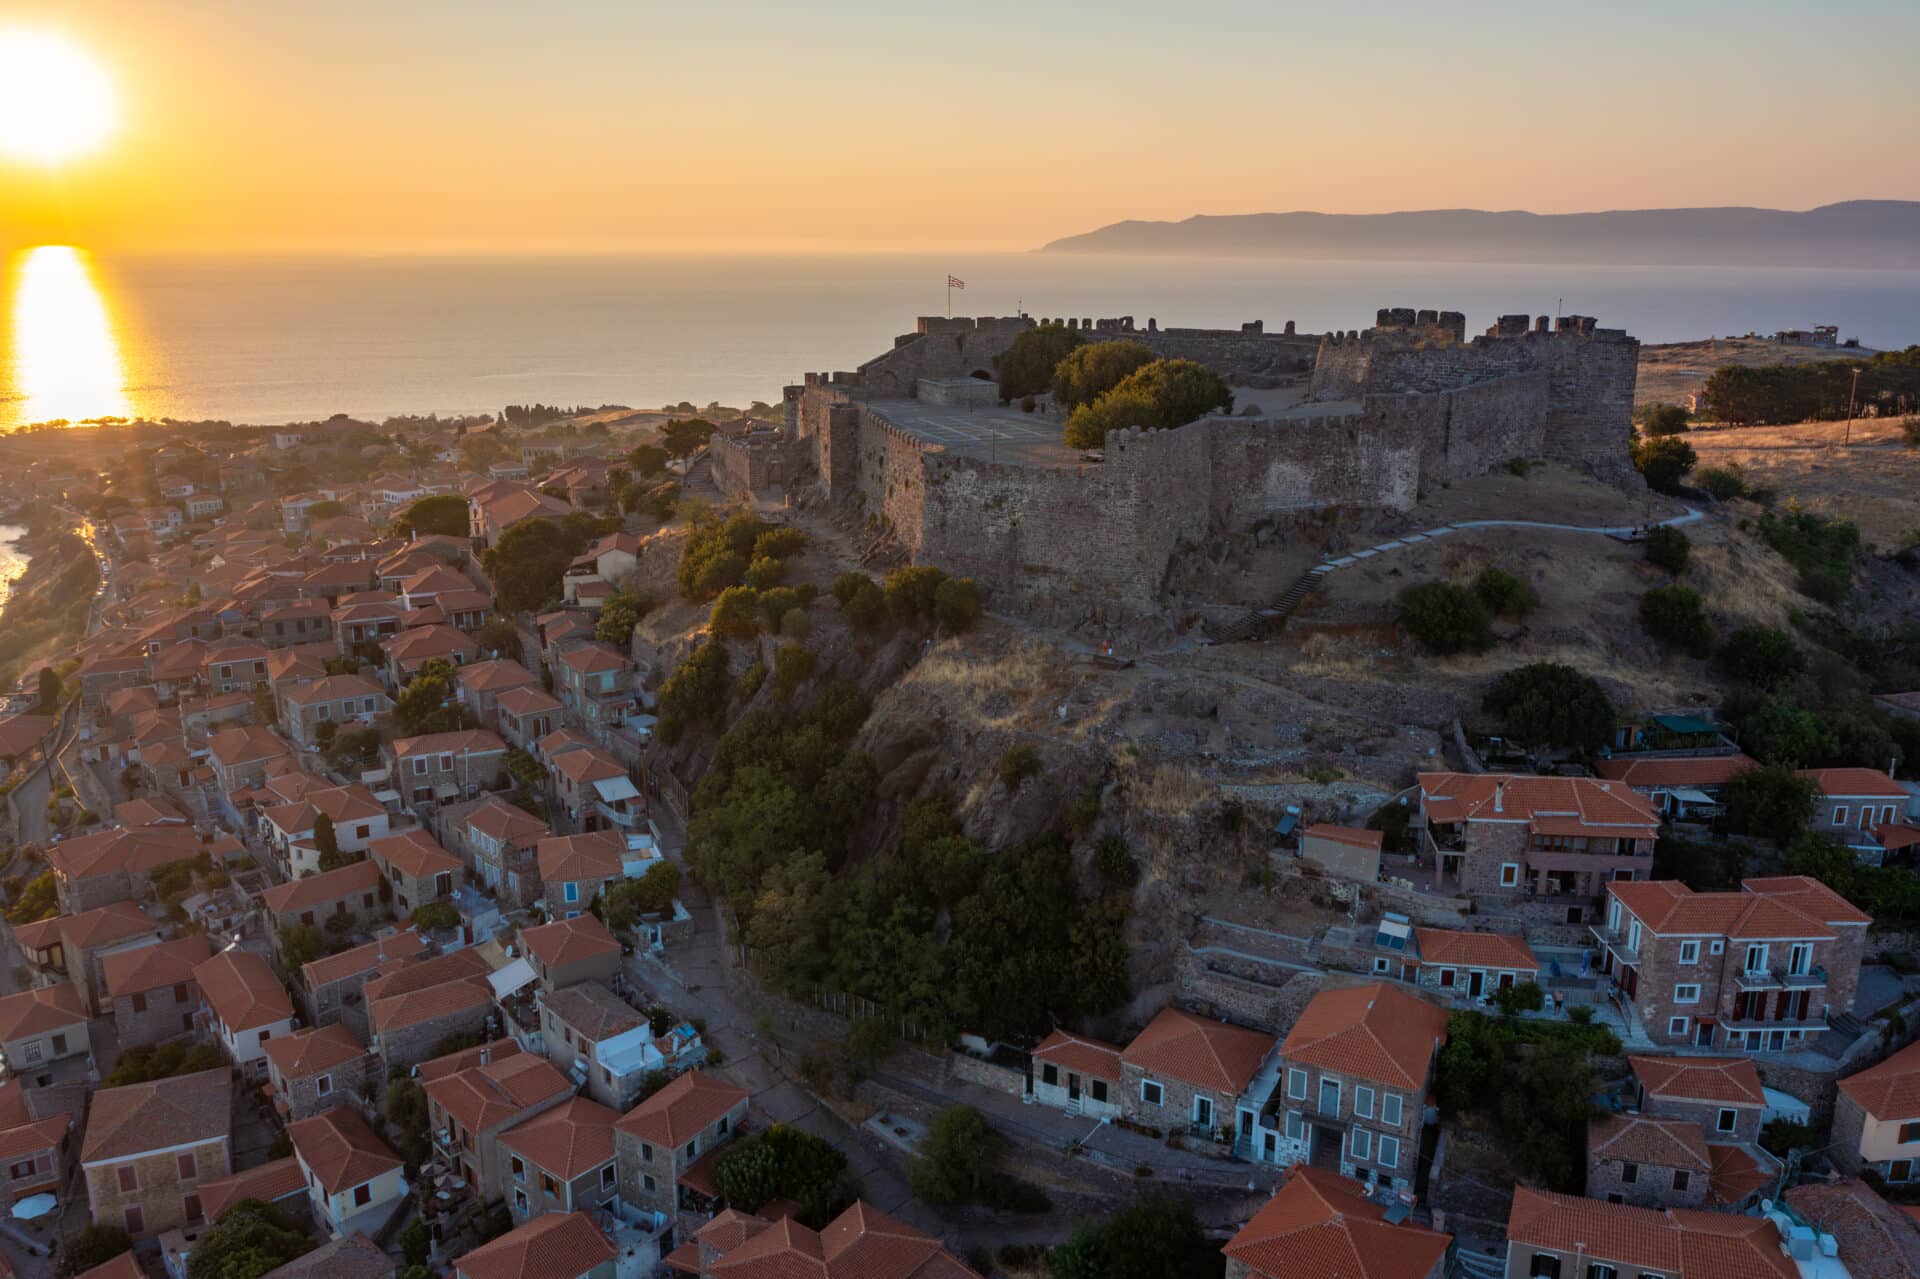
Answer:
4;0;1919;253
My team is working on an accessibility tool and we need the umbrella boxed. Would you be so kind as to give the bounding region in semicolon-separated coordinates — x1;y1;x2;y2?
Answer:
11;1193;56;1220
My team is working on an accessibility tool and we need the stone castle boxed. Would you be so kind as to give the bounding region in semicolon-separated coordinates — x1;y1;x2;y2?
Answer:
725;307;1639;621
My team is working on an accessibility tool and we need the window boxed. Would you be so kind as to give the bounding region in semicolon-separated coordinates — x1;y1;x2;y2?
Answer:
118;1166;138;1192
1673;984;1700;1005
1091;1080;1108;1103
642;1174;656;1191
1141;1080;1164;1107
1377;1135;1399;1168
1500;863;1520;888
564;882;579;903
602;1164;616;1190
1372;957;1391;975
683;1140;698;1161
1898;1121;1920;1144
8;1160;31;1179
1284;1111;1305;1141
353;1183;372;1206
541;1174;558;1196
1193;1097;1213;1128
317;1074;333;1096
1678;940;1700;964
511;1157;526;1183
1668;1017;1689;1037
1890;1160;1916;1183
132;992;147;1013
1710;940;1724;955
125;1206;144;1235
1439;968;1456;988
177;1153;196;1180
1286;1069;1307;1100
20;1042;40;1064
1381;1093;1403;1127
1833;806;1848;827
1354;1086;1374;1119
514;1189;528;1211
1789;943;1813;976
1040;1063;1059;1087
1621;1162;1638;1184
1717;1108;1738;1134
1588;1266;1618;1279
439;753;453;771
1673;1170;1691;1192
1744;944;1768;974
1529;1253;1562;1278
1627;921;1641;951
412;757;427;776
1350;1128;1372;1160
719;1115;731;1136
639;1141;653;1161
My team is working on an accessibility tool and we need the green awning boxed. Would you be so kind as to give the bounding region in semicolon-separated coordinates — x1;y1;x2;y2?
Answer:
1651;714;1718;735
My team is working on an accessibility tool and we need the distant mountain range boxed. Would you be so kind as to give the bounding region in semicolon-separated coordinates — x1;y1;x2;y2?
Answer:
1038;201;1920;268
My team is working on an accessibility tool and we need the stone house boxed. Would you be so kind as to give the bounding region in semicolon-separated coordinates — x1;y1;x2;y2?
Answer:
194;946;297;1078
260;786;392;880
0;1079;80;1215
278;675;390;752
612;1070;749;1230
289;1106;408;1240
495;686;563;752
1409;927;1540;1002
663;1201;977;1279
519;914;622;992
554;643;636;730
1223;1165;1451;1279
206;724;292;794
202;641;272;694
368;828;461;915
454;1210;616;1279
1594;1054;1781;1213
381;624;473;687
540;981;693;1111
1586;1113;1715;1210
1834;1038;1920;1184
422;1045;573;1198
365;948;495;1067
551;747;644;834
0;984;92;1085
1415;772;1660;912
455;659;539;725
300;929;428;1037
193;1156;308;1224
259;598;334;648
1118;1006;1278;1144
460;798;550;909
260;859;387;932
1592;876;1870;1051
562;532;642;602
264;1023;378;1122
103;934;211;1050
1298;823;1384;882
1798;766;1915;856
386;729;509;808
13;900;166;1013
332;596;405;656
1784;1179;1920;1276
80;1067;231;1237
497;1096;621;1222
1593;753;1758;822
536;831;625;917
45;826;205;914
1503;1185;1795;1279
1030;1028;1124;1120
1258;983;1448;1197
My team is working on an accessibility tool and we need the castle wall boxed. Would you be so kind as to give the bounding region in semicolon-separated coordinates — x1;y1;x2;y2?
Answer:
1202;413;1423;518
1543;331;1640;478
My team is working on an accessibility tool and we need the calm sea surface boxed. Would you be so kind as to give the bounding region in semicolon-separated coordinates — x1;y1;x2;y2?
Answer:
3;250;1917;431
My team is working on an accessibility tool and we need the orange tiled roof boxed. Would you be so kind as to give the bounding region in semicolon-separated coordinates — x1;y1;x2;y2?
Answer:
1839;1037;1920;1119
0;982;89;1042
416;1037;521;1083
1418;771;1658;829
1588;1113;1710;1172
615;1070;747;1148
426;1052;571;1135
1631;1055;1766;1107
1707;1142;1778;1208
101;934;212;998
195;1155;307;1221
1413;928;1538;972
261;858;383;917
194;947;295;1032
499;1096;618;1180
1033;1029;1124;1082
1593;754;1759;788
467;797;550;844
301;928;427;989
520;913;620;969
1507;1185;1793;1279
369;828;461;880
1302;823;1384;852
1797;767;1909;799
536;831;625;885
1224;1165;1451;1279
263;1023;367;1081
1121;1006;1275;1096
457;659;538;693
454;1211;616;1279
1608;874;1870;938
1280;984;1448;1092
289;1105;402;1194
80;1067;230;1162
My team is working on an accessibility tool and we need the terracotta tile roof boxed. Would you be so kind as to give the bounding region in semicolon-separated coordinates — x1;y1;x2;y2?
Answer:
302;929;427;989
0;981;88;1043
390;728;506;758
1707;1142;1778;1208
72;1255;146;1279
542;982;647;1043
362;946;490;1003
1224;1165;1451;1279
615;1070;748;1148
102;934;212;998
1122;1006;1277;1095
690;1200;979;1278
1608;874;1870;937
261;783;386;835
369;828;461;881
0;714;55;758
557;643;628;675
536;831;625;886
369;971;492;1034
207;724;292;768
80;1067;230;1162
0;1079;75;1163
454;1211;615;1279
549;746;626;785
499;1096;619;1180
1840;1038;1920;1118
257;1232;396;1279
457;659;538;694
289;1105;403;1194
1786;1179;1920;1279
1742;875;1875;927
495;686;563;717
1593;754;1759;788
382;624;471;663
1279;983;1448;1092
46;825;205;881
195;947;295;1031
401;566;471;596
1413;928;1538;972
1507;1186;1794;1279
1418;771;1659;829
426;1053;572;1135
1588;1113;1710;1172
1798;767;1910;799
43;901;158;952
520;913;621;969
283;674;384;706
264;1023;368;1081
1877;825;1920;852
114;796;187;827
467;798;551;844
416;1037;521;1083
1631;1055;1766;1107
1033;1029;1124;1082
1302;823;1385;852
261;858;383;917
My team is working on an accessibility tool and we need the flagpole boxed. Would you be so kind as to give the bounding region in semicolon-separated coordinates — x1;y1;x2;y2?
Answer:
947;275;952;319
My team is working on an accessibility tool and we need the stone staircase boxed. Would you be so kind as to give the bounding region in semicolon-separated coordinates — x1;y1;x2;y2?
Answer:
1206;565;1329;644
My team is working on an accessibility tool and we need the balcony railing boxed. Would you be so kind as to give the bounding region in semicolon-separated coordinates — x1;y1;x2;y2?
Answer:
1588;923;1638;964
1735;965;1827;992
1723;1011;1828;1031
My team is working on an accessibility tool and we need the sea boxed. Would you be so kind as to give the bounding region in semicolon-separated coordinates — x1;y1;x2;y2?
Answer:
2;249;1918;432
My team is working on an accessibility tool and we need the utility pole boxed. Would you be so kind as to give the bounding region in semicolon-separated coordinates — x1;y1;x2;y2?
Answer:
1844;366;1863;446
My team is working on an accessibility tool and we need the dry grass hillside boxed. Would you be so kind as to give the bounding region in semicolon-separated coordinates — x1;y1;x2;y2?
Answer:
1636;336;1877;407
1688;419;1920;549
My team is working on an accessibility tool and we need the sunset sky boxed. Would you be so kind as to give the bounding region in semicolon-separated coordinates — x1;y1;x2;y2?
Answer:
4;0;1919;253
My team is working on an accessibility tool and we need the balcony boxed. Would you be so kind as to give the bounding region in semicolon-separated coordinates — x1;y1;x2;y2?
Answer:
1735;965;1827;992
1722;1011;1828;1032
1588;923;1639;965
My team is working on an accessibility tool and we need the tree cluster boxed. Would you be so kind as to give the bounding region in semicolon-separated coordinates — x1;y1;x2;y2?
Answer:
1481;663;1615;753
1631;435;1697;495
678;509;804;602
1435;1011;1618;1190
394;493;470;539
1063;357;1233;450
1756;509;1859;605
1398;581;1493;654
183;1198;314;1279
713;1124;861;1228
1701;346;1920;426
1046;1197;1223;1279
482;510;619;614
995;324;1085;402
1639;584;1714;657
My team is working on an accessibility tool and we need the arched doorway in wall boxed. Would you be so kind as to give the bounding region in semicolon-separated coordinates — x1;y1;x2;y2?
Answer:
967;369;994;380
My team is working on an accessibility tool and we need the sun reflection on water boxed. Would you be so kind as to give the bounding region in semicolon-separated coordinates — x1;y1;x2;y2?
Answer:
4;245;132;427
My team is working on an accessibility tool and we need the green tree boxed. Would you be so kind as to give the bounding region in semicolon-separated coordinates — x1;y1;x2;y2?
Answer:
657;639;729;744
475;617;521;660
56;1226;133;1279
909;1104;1001;1205
1696;465;1749;501
1398;581;1493;654
1635;402;1691;436
106;1040;226;1086
883;564;947;622
628;443;669;476
411;901;460;931
744;555;786;590
1653;834;1746;892
660;417;716;460
312;813;342;869
1639;584;1714;657
677;508;769;601
1046;1197;1224;1279
1472;567;1537;618
1733;696;1828;767
834;571;888;630
36;665;60;709
596;590;653;645
483;517;577;613
709;586;763;639
713;1124;860;1228
396;493;470;538
754;527;808;560
1724;765;1819;842
184;1199;314;1279
1481;663;1615;752
996;323;1085;402
276;924;331;971
304;499;348;520
1718;626;1806;692
1644;525;1691;574
393;658;463;736
1631;435;1697;495
1051;340;1156;410
383;1078;432;1165
602;861;682;930
1062;358;1232;449
934;576;983;632
5;872;57;924
771;643;815;702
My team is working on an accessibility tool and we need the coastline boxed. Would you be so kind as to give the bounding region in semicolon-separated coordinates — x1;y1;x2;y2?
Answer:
0;514;98;695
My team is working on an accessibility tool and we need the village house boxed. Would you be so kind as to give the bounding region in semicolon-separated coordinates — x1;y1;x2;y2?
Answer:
540;981;700;1110
455;1210;616;1279
1031;1028;1124;1120
1586;1056;1779;1212
553;642;636;729
456;659;539;724
537;830;625;917
300;929;428;1037
612;1069;749;1230
661;1201;981;1279
194;1156;309;1226
1503;1185;1799;1279
381;624;473;686
80;1067;231;1237
264;1023;377;1122
497;1095;621;1222
1415;772;1660;915
1592;875;1870;1051
1799;766;1917;858
365;948;495;1066
202;641;272;695
1222;1165;1452;1279
520;914;622;992
1830;1037;1920;1184
0;984;92;1086
1593;754;1758;822
260;785;392;878
495;685;564;752
1409;927;1541;1002
399;565;475;612
551;745;645;833
0;1079;80;1216
333;595;405;655
562;532;642;602
460;798;550;909
279;675;390;751
194;946;297;1078
260;858;387;931
470;485;571;549
1118;1006;1278;1145
46;825;205;914
1297;823;1384;882
289;1106;408;1240
386;728;509;807
102;934;211;1050
422;1042;574;1198
260;598;334;647
207;724;294;796
14;900;167;1012
1256;983;1448;1196
368;828;462;914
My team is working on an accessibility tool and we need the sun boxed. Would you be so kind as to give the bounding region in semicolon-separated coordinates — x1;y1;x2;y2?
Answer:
0;29;116;165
